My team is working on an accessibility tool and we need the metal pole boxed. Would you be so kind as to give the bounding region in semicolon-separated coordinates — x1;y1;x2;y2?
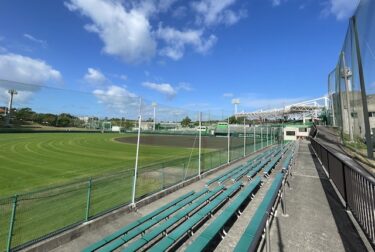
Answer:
253;126;256;152
266;215;270;252
6;195;18;252
243;117;246;157
153;106;156;131
271;127;273;145
281;185;287;215
131;98;142;206
261;127;263;149
85;179;92;221
267;126;269;146
351;17;374;158
341;52;354;142
227;117;230;163
198;112;202;178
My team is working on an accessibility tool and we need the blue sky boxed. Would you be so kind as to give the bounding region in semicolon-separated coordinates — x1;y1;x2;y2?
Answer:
0;0;360;119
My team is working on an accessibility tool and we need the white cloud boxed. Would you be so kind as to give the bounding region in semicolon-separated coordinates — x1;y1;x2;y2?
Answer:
65;0;156;64
323;0;359;20
84;67;107;85
0;53;61;105
272;0;281;6
119;74;128;81
23;33;47;47
93;85;138;114
0;53;61;84
66;0;245;62
191;0;245;26
142;81;177;98
157;25;217;60
223;92;234;97
142;81;192;99
177;82;192;92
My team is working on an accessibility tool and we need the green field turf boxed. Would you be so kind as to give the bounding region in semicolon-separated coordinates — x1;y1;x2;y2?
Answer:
0;133;200;197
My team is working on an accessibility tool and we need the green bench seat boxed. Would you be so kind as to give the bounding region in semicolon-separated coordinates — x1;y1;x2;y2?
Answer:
263;153;283;175
148;182;242;252
186;177;262;252
205;164;243;186
122;186;225;252
234;172;284;252
82;191;195;252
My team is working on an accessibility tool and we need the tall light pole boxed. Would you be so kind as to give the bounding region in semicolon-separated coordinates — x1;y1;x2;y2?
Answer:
152;102;157;131
6;89;17;125
341;52;354;142
232;98;240;119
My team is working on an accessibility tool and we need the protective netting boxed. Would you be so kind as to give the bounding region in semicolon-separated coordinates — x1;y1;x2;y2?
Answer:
326;0;375;158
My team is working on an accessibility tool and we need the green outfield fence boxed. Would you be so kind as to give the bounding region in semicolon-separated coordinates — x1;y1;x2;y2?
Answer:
0;131;280;252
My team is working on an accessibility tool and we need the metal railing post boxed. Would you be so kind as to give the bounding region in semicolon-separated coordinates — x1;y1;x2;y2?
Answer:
266;214;271;252
6;195;18;252
85;179;92;221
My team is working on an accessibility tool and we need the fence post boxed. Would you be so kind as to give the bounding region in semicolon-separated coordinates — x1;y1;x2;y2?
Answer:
85;179;92;221
6;195;18;252
162;162;165;189
254;126;256;153
342;163;349;210
227;118;230;164
210;153;213;170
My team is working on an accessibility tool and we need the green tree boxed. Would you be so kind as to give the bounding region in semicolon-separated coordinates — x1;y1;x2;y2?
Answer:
228;116;238;124
181;116;191;127
15;107;35;121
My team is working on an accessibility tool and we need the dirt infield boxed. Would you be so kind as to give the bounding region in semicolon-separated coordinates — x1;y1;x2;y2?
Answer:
115;135;245;149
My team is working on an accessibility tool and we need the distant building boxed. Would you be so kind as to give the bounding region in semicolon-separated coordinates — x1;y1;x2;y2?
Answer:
284;124;311;141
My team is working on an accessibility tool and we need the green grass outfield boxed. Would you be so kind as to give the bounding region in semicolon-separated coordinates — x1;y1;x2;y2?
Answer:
0;132;200;197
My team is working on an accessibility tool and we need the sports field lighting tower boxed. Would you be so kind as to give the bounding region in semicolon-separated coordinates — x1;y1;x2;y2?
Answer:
152;102;157;131
232;98;240;118
6;89;17;125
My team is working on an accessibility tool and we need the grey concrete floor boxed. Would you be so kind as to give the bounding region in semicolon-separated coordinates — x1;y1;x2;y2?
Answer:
267;140;368;252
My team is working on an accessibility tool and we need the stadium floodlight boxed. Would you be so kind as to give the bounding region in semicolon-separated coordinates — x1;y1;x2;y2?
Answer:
232;98;240;117
340;52;354;142
6;89;17;125
152;102;157;131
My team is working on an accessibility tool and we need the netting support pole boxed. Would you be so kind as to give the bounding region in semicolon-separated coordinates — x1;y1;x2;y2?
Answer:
6;195;18;252
227;117;230;164
85;179;92;221
253;126;256;152
261;127;263;149
243;117;246;157
198;112;202;178
267;127;269;146
132;102;142;207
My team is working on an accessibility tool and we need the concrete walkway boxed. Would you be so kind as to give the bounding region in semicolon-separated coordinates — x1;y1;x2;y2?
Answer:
267;140;368;252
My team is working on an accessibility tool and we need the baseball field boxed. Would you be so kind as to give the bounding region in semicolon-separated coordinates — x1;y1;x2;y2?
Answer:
0;132;216;197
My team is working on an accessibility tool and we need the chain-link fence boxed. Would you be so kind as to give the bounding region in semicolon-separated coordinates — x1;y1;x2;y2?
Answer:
326;0;375;158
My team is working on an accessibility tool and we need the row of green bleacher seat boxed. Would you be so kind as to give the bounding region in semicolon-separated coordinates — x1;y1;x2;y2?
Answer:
234;172;284;252
148;182;243;251
83;142;297;252
185;176;262;251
